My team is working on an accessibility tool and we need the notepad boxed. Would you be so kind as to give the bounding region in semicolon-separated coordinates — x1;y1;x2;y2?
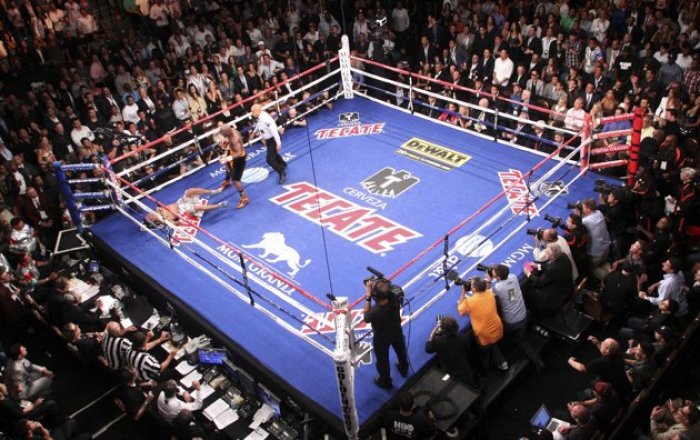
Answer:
204;398;229;421
199;383;216;400
213;407;239;430
179;369;202;388
175;360;197;376
244;427;270;440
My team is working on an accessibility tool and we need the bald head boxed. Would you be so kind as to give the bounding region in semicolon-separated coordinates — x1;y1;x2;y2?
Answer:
251;104;262;118
601;338;620;355
106;321;123;337
220;126;233;137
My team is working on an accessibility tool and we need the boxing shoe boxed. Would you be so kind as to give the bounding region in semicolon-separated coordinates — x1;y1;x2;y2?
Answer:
278;170;287;185
236;195;249;209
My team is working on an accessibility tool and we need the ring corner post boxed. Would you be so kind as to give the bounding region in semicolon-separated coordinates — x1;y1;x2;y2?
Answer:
54;161;84;233
339;35;354;99
332;296;360;440
627;108;644;186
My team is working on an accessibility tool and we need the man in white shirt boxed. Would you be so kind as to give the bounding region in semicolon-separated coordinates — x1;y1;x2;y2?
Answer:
70;118;94;148
157;379;203;423
493;48;514;87
121;96;140;125
564;97;586;131
171;88;191;122
251;104;287;184
258;54;283;81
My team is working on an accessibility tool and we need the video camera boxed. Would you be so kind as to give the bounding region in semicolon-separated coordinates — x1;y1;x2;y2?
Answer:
544;214;562;228
364;267;404;306
593;178;620;196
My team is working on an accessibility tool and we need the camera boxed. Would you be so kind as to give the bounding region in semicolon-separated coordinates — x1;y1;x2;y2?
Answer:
544;214;562;228
364;266;405;306
476;263;495;277
434;314;444;334
526;228;545;240
446;270;472;288
567;201;582;210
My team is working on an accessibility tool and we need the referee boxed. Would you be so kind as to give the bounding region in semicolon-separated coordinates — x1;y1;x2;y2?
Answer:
251;103;287;184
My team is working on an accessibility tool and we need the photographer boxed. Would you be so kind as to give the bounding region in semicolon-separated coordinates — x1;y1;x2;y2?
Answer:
598;189;629;261
363;278;409;390
560;214;590;280
457;277;508;372
533;228;578;281
425;315;476;387
523;243;574;318
489;265;545;372
579;199;612;272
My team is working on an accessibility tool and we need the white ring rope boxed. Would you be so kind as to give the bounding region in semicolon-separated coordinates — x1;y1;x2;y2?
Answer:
104;178;338;342
112;204;335;357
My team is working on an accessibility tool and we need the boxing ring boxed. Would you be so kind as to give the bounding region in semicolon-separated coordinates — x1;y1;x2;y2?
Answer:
56;37;641;437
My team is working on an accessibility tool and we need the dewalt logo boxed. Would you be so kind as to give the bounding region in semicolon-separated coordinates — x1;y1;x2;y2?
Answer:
396;138;471;171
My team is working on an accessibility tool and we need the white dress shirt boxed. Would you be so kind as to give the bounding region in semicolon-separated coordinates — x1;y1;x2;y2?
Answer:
254;110;281;146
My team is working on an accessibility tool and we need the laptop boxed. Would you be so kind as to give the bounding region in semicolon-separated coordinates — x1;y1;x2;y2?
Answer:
530;404;570;439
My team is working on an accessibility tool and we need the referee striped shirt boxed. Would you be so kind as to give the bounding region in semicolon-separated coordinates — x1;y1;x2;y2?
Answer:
101;334;132;371
125;348;161;382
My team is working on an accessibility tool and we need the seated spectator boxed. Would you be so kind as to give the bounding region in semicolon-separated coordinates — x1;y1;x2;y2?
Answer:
14;416;90;440
63;322;107;367
533;228;578;281
571;381;620;429
619;299;678;344
523;242;574;317
596;262;638;316
624;341;656;392
115;367;152;421
568;337;632;402
172;409;207;440
0;383;63;432
425;315;476;387
457;277;508;371
638;258;688;318
650;400;700;440
558;403;599;439
382;391;436;440
4;344;53;401
61;292;106;333
156;379;203;423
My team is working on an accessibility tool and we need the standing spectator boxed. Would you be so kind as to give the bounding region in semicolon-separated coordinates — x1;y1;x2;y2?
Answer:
568;337;632;402
493;49;514;87
580;199;612;270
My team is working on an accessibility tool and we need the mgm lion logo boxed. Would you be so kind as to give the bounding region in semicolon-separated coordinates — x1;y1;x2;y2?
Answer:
243;232;311;277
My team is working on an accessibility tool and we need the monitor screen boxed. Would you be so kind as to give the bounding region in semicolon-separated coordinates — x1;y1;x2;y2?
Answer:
530;404;551;428
237;367;257;397
198;348;227;366
257;383;282;418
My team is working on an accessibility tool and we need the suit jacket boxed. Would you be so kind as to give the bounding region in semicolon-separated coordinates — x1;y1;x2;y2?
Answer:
233;74;257;95
95;94;122;121
582;91;601;112
208;62;233;82
524;36;542;56
5;168;34;200
417;45;437;67
525;79;546;98
478;57;495;82
527;256;574;313
16;193;59;228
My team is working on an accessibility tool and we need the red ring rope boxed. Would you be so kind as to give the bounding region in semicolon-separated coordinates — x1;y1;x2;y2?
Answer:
598;113;636;124
110;57;339;166
347;125;585;311
105;167;333;311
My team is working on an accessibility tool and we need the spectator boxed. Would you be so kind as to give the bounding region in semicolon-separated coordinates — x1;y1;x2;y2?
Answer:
638;258;688;318
115;367;152;421
533;228;579;281
650;401;700;440
580;199;612;271
4;344;53;401
558;403;599;439
568;337;632;401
